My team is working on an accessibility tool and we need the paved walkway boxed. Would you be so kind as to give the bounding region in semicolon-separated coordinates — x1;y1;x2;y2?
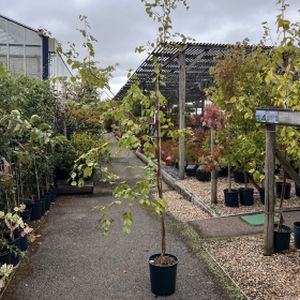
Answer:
189;210;300;239
3;138;235;300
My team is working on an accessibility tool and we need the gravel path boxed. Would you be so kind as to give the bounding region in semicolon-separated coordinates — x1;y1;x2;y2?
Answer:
2;137;236;300
205;234;300;300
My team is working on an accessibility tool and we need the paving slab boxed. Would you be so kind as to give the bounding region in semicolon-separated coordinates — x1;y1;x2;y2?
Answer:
2;136;235;300
189;210;300;239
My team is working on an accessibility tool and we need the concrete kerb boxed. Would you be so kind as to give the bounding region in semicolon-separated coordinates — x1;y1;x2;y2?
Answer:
135;150;220;218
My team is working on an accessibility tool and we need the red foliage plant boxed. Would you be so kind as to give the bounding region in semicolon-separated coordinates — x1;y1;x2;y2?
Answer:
201;105;227;130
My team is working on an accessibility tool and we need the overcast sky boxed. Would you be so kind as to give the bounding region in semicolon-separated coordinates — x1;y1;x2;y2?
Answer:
0;0;299;96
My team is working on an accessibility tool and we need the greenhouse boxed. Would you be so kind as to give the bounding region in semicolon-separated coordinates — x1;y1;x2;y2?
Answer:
0;14;71;80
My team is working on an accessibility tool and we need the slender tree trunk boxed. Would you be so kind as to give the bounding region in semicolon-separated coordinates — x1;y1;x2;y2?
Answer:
228;164;231;192
244;171;248;189
33;157;40;200
211;129;217;204
155;80;166;261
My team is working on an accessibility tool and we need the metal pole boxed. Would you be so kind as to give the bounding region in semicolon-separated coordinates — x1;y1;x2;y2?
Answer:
178;51;186;180
264;124;276;256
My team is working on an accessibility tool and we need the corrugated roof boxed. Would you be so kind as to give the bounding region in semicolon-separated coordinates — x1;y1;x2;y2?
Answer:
114;42;232;103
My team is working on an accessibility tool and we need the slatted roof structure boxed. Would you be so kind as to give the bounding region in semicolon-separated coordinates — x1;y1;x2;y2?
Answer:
114;42;232;108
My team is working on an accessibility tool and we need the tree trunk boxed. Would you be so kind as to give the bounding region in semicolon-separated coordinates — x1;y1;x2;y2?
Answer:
155;80;166;260
211;129;217;204
228;164;231;192
33;157;40;200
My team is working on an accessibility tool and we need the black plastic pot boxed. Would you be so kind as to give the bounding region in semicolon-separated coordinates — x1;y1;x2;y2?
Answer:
196;165;211;182
41;197;46;216
294;222;300;249
8;237;21;266
25;200;42;221
19;208;32;223
276;182;291;199
224;189;239;207
296;184;300;197
44;193;51;211
259;188;265;204
239;188;254;206
274;224;291;253
233;171;247;184
19;235;28;252
149;253;178;296
185;164;198;177
175;160;187;170
0;251;11;265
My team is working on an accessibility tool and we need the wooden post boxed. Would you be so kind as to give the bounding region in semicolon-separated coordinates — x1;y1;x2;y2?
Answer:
211;129;217;204
264;124;276;256
178;51;186;180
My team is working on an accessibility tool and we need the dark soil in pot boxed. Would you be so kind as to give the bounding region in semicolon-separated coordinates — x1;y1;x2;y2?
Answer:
149;253;178;296
274;224;291;253
224;189;239;207
196;165;211;182
276;182;291;199
239;188;254;206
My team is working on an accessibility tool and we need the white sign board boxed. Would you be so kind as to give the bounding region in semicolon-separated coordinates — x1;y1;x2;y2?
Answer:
256;109;300;127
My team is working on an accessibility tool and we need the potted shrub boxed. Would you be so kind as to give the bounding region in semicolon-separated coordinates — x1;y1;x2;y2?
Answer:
68;1;191;296
274;174;291;253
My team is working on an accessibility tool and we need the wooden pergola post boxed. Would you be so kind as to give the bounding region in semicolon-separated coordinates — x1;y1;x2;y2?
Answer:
178;51;186;180
264;124;275;256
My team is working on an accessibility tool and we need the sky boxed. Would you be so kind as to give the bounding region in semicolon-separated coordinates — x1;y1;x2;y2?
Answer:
0;0;299;97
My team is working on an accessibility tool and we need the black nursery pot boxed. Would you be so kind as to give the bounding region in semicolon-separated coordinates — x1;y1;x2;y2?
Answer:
294;222;300;249
19;208;32;223
239;188;254;206
296;184;300;197
0;251;11;265
8;237;21;266
185;164;198;177
276;182;291;199
224;189;239;207
196;165;211;182
19;235;28;252
274;224;291;253
44;193;51;211
25;200;42;221
149;253;178;296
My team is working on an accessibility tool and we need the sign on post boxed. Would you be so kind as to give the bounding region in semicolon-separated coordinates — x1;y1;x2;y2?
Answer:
256;108;300;127
255;108;300;256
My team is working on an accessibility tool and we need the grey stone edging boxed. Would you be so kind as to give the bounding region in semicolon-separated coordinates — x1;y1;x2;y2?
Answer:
135;150;220;218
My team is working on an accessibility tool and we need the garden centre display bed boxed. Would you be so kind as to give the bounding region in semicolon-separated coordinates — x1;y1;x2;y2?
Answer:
180;177;300;217
204;234;300;300
163;191;211;222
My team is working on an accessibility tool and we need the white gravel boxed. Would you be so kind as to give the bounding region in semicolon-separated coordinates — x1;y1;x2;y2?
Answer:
180;177;300;216
205;234;300;300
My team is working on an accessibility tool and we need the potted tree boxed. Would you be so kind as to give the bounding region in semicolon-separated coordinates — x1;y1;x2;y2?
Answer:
68;1;191;296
